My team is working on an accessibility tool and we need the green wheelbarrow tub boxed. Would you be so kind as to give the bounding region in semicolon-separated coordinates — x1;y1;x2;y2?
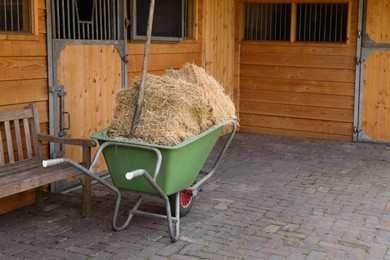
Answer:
91;124;225;196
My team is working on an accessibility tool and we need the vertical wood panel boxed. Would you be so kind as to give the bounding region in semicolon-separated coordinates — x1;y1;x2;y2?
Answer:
365;0;390;44
57;45;122;173
202;0;236;98
362;51;390;140
361;0;390;141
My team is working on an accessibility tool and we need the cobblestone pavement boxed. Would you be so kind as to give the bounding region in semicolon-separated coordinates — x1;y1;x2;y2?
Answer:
2;133;390;259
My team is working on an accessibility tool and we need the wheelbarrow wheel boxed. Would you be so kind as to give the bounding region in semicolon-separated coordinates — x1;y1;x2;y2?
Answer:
168;190;194;217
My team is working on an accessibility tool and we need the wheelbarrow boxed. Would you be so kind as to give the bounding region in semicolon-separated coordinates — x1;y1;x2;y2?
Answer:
42;121;237;242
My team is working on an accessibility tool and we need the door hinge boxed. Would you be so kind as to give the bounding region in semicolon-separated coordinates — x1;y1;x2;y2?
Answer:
354;127;361;134
121;54;129;63
357;30;362;39
49;85;67;96
356;56;364;65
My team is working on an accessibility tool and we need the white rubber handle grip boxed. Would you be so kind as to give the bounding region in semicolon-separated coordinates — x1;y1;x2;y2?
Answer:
125;169;145;180
42;159;65;168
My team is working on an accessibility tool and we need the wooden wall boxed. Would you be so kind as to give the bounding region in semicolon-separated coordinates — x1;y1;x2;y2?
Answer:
238;0;358;141
0;0;48;214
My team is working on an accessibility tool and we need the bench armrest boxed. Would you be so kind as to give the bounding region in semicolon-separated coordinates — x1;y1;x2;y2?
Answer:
37;134;97;148
37;134;96;168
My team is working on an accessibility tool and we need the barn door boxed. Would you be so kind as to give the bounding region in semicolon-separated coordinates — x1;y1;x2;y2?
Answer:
46;0;127;153
46;0;127;189
202;0;235;96
355;0;390;142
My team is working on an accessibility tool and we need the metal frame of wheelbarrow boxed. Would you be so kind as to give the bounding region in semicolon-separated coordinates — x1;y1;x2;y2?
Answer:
42;122;237;242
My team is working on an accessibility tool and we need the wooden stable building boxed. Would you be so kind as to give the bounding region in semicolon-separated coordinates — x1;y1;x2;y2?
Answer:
0;0;388;213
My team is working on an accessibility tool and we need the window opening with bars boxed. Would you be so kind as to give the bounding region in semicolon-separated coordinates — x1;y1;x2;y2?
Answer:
244;2;349;44
296;3;348;43
245;3;291;41
52;0;122;40
0;0;31;33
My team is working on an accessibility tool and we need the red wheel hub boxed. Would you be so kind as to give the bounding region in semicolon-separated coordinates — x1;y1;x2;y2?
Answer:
180;190;193;208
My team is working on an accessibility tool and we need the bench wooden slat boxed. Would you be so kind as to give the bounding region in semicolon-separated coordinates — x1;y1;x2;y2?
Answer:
0;130;4;165
0;157;44;176
0;108;34;122
30;104;41;157
14;119;24;161
23;118;33;159
0;158;84;198
4;121;14;163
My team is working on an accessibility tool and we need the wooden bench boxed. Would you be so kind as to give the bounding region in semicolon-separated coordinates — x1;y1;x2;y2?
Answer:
0;103;96;216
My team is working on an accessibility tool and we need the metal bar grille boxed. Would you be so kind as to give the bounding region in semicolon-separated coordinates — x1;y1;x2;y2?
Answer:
296;3;348;43
0;0;30;32
52;0;122;40
244;3;291;41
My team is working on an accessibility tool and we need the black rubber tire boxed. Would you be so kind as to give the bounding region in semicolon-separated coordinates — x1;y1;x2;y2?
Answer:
168;190;194;217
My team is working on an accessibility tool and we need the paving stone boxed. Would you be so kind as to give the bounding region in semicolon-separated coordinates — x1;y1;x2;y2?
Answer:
306;250;327;260
1;133;390;259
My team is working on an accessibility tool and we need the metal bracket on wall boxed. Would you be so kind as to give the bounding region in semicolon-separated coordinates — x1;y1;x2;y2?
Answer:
361;32;390;60
356;128;372;142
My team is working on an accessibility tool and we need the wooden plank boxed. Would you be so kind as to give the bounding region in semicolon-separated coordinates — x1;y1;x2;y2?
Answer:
240;77;354;96
13;120;24;161
4;121;14;163
0;57;47;81
0;35;47;56
240;43;357;56
37;8;47;34
239;113;353;136
239;125;352;142
0;190;35;215
380;1;390;43
0;108;33;122
365;0;383;43
202;0;235;96
240;101;353;122
23;118;33;159
240;64;356;83
0;159;84;198
240;52;355;69
0;130;4;165
378;51;390;139
0;79;48;105
0;101;49;123
240;89;354;109
362;51;381;139
29;104;41;158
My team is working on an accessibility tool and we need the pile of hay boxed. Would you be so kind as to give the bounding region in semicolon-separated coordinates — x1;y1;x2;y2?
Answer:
107;63;237;146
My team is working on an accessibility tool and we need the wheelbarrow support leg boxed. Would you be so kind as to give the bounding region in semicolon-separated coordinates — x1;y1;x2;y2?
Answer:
126;170;180;242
